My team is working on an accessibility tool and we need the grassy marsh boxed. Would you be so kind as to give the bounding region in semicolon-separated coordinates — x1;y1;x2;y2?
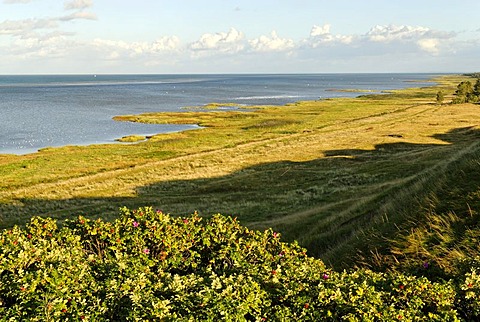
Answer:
1;74;479;269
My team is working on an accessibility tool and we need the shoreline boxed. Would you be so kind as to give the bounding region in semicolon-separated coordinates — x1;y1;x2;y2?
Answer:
0;124;200;156
0;74;445;156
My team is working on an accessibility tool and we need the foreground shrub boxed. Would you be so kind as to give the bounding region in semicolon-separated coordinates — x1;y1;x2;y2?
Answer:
0;207;479;321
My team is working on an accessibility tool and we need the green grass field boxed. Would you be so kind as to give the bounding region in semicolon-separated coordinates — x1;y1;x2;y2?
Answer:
1;74;479;271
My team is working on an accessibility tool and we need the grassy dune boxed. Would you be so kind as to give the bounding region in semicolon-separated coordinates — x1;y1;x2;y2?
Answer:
1;74;479;270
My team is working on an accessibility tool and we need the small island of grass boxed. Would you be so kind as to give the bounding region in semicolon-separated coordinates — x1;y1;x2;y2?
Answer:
115;135;147;143
182;102;247;110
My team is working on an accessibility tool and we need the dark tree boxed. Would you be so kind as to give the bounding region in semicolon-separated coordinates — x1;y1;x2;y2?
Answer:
436;90;444;104
474;79;480;97
453;81;473;104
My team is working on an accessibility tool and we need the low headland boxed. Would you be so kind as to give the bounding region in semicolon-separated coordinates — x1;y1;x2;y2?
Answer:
1;74;480;319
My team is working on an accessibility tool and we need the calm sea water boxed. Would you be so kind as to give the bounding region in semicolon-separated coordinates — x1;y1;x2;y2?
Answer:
0;74;437;155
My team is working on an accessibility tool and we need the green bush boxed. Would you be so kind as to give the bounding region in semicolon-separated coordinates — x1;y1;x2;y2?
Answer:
452;79;480;104
0;207;479;321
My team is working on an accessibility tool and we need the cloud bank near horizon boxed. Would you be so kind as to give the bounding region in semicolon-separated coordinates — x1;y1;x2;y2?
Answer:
0;0;478;73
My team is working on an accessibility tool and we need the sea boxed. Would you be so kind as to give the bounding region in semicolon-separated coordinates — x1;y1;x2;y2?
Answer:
0;74;438;155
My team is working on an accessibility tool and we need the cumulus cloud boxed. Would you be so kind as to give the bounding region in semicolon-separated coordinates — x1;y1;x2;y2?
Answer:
0;0;98;63
310;24;331;37
64;0;93;10
306;24;353;47
366;24;455;43
7;30;78;61
249;30;294;52
301;23;455;57
151;36;180;52
92;36;180;60
364;24;455;54
190;28;245;54
367;24;425;42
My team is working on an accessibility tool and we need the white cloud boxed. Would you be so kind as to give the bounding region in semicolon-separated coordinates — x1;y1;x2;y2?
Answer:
59;11;97;21
64;0;93;10
366;24;429;42
151;36;180;52
249;30;294;52
0;18;58;36
417;38;440;55
190;27;245;54
293;22;464;73
363;24;455;55
0;13;95;40
306;24;353;47
310;24;331;37
0;0;97;63
92;36;180;60
8;31;77;59
301;23;455;57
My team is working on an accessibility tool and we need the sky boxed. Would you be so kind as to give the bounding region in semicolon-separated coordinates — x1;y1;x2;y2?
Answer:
1;0;479;74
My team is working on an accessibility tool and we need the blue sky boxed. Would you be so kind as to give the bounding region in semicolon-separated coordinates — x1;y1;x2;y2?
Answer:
1;0;479;74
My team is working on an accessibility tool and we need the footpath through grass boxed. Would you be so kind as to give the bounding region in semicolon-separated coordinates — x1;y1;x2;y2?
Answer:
1;74;479;270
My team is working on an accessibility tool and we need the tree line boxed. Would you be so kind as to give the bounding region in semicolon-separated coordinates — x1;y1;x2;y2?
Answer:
463;72;480;78
452;78;480;104
437;75;480;104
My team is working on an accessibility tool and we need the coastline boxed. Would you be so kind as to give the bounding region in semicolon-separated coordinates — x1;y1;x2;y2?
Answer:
0;73;439;156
